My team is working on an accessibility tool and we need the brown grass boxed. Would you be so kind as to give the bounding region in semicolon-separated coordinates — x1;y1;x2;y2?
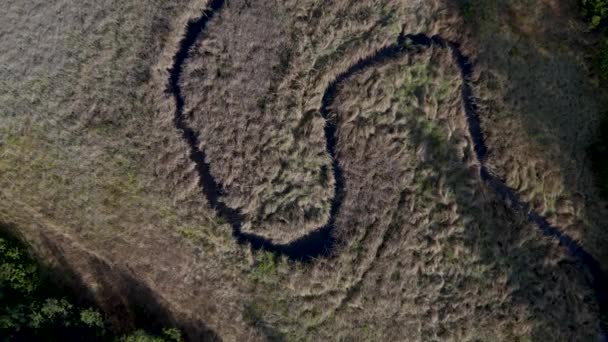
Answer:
457;0;608;269
0;0;606;340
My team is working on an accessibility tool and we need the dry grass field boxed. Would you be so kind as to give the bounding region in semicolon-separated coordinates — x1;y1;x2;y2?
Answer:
462;0;608;268
0;0;607;340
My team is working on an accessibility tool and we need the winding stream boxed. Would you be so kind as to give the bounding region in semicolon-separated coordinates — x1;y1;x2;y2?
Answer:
169;0;607;333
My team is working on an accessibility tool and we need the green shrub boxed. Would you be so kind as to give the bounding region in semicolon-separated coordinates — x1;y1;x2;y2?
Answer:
251;251;277;281
119;330;166;342
80;308;106;329
118;328;183;342
0;234;39;294
161;328;183;342
581;0;608;28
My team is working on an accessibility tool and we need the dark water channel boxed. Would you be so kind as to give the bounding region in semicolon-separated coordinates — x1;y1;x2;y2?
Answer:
169;2;607;336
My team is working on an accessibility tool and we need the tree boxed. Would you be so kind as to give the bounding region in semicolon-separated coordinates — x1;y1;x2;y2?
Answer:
0;228;182;341
580;0;608;28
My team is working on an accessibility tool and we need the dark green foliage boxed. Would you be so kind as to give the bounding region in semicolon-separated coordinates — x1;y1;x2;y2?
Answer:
456;0;494;24
580;0;608;28
118;329;183;342
578;2;608;198
0;234;39;293
0;228;182;341
589;116;608;198
458;0;474;21
0;231;104;340
598;39;608;81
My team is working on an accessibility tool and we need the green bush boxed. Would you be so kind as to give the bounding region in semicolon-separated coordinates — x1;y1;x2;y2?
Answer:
251;251;277;282
119;329;182;342
80;308;106;329
0;234;39;294
580;0;608;28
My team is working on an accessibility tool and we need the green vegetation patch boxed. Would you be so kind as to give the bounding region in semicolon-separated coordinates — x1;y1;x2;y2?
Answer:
0;227;182;341
0;229;107;339
580;0;608;28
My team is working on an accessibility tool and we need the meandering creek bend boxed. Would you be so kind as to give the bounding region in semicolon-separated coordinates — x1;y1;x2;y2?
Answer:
168;0;607;333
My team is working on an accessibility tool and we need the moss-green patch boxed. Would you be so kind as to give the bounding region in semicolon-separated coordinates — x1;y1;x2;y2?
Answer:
250;251;279;283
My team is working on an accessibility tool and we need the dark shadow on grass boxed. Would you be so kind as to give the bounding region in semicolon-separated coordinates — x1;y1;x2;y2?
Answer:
449;0;608;335
328;31;607;337
325;35;605;337
0;223;220;341
408;108;604;339
453;0;608;265
169;0;607;336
